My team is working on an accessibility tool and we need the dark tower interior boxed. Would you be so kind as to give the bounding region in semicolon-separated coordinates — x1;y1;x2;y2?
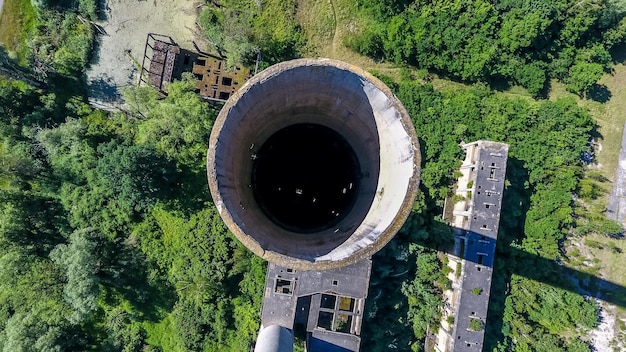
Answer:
252;123;360;233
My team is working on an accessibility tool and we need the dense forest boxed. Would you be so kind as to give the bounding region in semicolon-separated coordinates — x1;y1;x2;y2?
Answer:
1;0;625;351
1;73;268;351
348;0;626;97
1;0;265;350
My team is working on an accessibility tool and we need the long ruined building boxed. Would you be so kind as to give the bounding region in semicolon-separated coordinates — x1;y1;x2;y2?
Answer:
435;141;508;352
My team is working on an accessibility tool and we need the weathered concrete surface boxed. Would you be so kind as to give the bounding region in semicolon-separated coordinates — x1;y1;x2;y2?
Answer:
607;122;626;223
207;58;420;270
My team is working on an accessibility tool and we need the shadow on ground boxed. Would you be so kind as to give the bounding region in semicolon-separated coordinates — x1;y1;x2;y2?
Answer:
587;83;612;103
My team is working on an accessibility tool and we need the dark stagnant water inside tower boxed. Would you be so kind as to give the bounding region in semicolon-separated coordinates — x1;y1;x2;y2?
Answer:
252;123;360;233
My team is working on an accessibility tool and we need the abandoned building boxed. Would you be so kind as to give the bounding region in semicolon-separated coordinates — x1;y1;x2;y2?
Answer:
436;141;509;352
207;59;421;351
258;261;371;351
139;33;251;102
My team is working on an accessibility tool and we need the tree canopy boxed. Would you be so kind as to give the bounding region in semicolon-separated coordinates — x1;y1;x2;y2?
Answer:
349;0;626;96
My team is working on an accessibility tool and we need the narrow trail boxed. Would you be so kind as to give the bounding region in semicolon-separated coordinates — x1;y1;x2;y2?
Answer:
328;0;339;57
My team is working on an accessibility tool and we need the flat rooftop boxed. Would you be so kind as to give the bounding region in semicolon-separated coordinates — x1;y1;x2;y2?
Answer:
260;259;372;352
446;141;509;352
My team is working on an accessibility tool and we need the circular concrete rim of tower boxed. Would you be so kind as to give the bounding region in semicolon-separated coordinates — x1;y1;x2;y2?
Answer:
207;58;420;270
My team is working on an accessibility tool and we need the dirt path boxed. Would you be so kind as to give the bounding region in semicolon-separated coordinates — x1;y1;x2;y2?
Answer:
86;0;205;107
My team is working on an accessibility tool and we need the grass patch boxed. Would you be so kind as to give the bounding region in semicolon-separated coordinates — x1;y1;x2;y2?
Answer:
294;0;400;73
469;318;483;331
294;0;335;55
583;233;626;287
143;315;183;352
0;0;36;62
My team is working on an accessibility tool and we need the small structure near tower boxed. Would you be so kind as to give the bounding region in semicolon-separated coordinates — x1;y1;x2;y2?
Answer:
139;33;251;102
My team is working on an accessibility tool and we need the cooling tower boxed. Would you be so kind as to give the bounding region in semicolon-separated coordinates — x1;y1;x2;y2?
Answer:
207;58;420;270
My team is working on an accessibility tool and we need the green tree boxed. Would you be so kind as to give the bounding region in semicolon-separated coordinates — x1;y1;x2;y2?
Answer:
131;75;217;168
1;312;63;352
96;141;177;212
351;0;625;95
50;228;100;324
565;62;604;96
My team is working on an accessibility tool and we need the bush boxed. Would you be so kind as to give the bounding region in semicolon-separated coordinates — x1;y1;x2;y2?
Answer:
451;194;466;203
469;318;483;331
565;62;604;96
606;241;622;254
447;316;455;325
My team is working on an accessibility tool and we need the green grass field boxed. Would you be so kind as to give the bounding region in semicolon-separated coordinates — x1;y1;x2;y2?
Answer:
0;0;35;62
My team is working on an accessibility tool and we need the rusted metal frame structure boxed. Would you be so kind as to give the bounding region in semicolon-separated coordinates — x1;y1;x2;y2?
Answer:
138;33;178;91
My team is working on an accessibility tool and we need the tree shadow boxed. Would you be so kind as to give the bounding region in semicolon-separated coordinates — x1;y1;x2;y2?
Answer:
89;37;104;68
586;83;612;103
538;77;552;100
361;238;415;351
87;73;122;104
488;74;513;93
98;0;110;21
610;43;626;65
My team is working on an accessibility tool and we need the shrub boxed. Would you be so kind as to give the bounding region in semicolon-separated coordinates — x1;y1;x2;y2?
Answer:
469;318;483;331
451;194;466;203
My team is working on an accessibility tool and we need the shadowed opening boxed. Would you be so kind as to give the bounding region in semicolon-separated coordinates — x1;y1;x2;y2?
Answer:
252;123;360;233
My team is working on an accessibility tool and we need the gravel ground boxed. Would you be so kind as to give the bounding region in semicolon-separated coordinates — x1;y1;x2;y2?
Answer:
86;0;205;108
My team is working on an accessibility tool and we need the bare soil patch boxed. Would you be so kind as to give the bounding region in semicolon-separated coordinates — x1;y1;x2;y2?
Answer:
589;302;623;352
86;0;207;107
